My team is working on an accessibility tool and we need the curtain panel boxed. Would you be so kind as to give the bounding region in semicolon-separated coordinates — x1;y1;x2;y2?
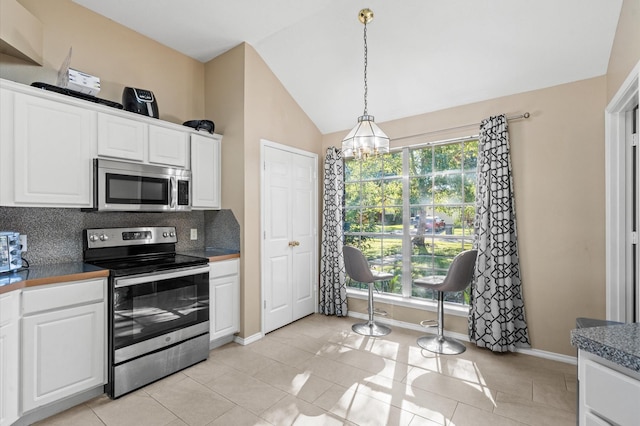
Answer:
469;115;530;352
319;147;348;316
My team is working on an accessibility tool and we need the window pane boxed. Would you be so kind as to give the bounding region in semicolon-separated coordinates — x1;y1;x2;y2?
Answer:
409;148;432;176
361;155;383;180
361;181;382;207
344;159;359;182
434;143;462;172
409;176;433;204
344;182;360;206
384;152;403;178
383;207;403;234
362;207;382;232
464;140;479;171
383;179;403;206
464;173;476;203
434;174;462;204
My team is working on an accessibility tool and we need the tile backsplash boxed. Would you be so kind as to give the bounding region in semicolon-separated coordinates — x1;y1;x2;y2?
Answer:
0;207;240;265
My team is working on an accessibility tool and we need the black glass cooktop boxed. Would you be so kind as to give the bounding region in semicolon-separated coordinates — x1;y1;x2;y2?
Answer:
89;253;208;277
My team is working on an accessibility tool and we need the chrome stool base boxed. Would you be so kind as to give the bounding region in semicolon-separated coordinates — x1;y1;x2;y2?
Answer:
417;335;466;355
352;321;391;337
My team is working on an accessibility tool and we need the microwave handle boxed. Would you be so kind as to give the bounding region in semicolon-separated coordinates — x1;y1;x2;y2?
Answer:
170;176;176;208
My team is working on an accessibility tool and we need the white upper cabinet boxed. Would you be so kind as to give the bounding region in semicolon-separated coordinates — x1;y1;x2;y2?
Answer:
9;92;96;207
98;114;188;168
0;78;223;209
149;124;189;168
97;113;146;162
191;133;221;210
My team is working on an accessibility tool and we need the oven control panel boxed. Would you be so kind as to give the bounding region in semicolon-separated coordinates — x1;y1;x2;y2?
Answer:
84;226;178;249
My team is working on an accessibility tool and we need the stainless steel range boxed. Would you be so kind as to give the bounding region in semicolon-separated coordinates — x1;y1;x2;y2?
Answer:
83;226;210;398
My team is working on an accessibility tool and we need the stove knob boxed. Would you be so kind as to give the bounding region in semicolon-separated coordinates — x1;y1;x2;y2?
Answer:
89;234;98;242
169;231;176;237
163;232;169;238
99;234;109;242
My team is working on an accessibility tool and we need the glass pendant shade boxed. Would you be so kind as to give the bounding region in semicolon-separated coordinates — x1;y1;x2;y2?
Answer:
341;9;389;161
342;115;390;160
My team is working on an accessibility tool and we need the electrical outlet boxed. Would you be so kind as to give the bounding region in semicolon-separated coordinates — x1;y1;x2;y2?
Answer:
19;234;27;252
190;229;197;240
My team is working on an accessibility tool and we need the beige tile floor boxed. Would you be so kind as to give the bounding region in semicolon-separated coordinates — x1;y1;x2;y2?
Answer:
36;314;577;426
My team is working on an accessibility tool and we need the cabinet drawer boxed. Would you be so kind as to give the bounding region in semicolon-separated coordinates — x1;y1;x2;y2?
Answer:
209;259;239;279
22;279;105;315
584;358;640;426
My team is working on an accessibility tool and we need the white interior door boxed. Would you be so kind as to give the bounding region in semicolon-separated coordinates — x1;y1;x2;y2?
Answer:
262;142;317;333
291;154;317;320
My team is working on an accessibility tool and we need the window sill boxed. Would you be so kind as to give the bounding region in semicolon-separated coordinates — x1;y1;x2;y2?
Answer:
345;288;470;317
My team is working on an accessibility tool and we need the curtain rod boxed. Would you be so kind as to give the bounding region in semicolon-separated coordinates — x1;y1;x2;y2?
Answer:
392;112;530;142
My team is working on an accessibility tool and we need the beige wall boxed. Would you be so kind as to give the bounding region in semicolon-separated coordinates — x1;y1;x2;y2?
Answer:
205;43;322;338
324;76;608;356
606;0;640;103
0;0;205;123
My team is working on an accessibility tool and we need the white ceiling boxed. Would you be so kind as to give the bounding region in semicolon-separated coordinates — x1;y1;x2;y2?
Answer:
73;0;623;134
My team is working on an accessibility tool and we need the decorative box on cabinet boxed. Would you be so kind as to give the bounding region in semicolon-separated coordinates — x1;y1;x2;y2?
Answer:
209;258;240;346
191;133;222;209
0;291;19;426
21;279;106;412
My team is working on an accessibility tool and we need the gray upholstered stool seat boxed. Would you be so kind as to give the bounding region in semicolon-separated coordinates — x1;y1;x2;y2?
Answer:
343;245;393;337
414;249;477;354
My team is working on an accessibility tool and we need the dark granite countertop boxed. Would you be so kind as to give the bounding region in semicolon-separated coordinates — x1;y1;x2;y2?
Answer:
181;248;240;262
0;262;109;294
571;323;640;373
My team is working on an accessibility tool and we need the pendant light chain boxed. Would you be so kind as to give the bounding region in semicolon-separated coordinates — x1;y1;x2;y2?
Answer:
341;8;389;160
363;21;368;116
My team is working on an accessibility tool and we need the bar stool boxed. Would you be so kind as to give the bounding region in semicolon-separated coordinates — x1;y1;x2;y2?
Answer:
414;249;477;354
343;245;393;337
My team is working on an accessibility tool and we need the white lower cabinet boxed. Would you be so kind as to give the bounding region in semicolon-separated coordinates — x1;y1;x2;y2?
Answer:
578;349;640;426
21;279;106;413
0;291;19;426
209;259;240;343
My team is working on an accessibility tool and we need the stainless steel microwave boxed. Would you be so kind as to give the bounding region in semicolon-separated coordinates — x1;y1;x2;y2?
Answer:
90;159;191;212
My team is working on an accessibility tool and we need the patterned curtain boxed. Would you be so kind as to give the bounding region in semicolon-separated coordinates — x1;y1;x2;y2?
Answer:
319;147;348;316
469;115;530;352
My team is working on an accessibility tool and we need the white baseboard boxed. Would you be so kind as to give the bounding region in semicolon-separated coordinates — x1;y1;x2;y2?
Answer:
234;331;263;346
348;312;577;365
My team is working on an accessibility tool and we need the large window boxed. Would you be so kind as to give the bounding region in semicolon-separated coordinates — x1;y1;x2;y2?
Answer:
344;137;478;305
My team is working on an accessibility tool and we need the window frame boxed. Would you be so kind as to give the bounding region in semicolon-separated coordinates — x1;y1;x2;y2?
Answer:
343;135;479;314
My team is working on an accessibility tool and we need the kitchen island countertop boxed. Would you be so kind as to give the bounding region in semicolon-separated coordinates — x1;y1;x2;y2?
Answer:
571;322;640;372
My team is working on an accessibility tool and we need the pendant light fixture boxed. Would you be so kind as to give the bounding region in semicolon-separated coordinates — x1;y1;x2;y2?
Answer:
342;8;390;160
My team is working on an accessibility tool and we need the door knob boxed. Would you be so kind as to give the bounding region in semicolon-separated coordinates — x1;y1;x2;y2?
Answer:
288;241;300;247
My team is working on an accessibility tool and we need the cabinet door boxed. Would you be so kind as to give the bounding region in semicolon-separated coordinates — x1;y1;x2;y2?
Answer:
22;302;105;412
97;113;146;161
191;133;221;209
0;292;19;426
209;259;239;341
13;93;96;207
149;125;188;168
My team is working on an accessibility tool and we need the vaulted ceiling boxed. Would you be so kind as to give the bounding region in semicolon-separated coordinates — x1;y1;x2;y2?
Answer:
73;0;623;134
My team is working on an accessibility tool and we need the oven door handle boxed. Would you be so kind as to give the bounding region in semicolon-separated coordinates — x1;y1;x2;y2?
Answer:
114;265;210;288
